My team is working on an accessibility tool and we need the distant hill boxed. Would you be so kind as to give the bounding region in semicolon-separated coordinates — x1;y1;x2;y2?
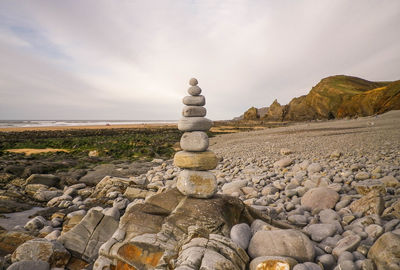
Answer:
241;75;400;121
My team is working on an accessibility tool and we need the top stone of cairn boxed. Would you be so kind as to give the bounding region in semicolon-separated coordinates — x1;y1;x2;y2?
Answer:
189;78;198;86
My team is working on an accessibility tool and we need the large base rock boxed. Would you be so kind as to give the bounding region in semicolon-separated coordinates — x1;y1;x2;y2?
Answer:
94;188;285;270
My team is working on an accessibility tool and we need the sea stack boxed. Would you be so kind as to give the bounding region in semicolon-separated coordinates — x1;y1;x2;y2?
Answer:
174;78;218;198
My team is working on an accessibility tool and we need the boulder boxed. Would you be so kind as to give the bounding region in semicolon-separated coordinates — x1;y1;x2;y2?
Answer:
248;229;315;262
25;174;60;187
93;188;283;269
368;231;400;270
12;238;70;267
0;231;34;254
301;187;339;211
58;209;118;262
230;223;252;250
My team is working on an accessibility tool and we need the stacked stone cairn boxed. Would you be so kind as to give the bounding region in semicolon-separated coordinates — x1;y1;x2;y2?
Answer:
174;78;218;198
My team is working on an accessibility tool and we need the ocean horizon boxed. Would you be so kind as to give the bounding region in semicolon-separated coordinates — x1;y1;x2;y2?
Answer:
0;120;178;128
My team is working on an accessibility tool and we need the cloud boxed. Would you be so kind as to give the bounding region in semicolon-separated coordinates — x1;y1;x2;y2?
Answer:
0;0;399;120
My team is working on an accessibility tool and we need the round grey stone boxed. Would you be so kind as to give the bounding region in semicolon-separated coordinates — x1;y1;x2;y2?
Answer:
317;254;336;270
338;251;354;263
188;86;202;96
182;106;207;117
230;223;252;250
338;260;357;270
178;117;212;132
248;229;315;262
189;77;198;86
305;223;337;242
183;95;205;106
180;131;209;152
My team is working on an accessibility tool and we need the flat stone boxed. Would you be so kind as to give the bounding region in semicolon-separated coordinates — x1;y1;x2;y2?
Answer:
273;158;293;168
304;224;337;242
182;105;206;117
189;77;198;86
177;170;217;198
178;117;212;132
222;180;248;195
180;131;209;152
248;229;315;262
332;234;361;257
355;171;370;180
368;232;400;270
188;86;202;96
183;95;205;106
174;150;218;170
249;256;298;270
230;223;252;250
301;187;339;211
25;174;60;187
354;179;386;195
123;187;154;200
349;191;384;216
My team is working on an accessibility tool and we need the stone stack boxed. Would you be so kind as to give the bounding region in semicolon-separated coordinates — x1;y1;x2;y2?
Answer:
174;78;218;198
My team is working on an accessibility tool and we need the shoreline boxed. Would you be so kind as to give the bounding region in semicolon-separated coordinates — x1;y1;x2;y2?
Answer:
0;123;177;132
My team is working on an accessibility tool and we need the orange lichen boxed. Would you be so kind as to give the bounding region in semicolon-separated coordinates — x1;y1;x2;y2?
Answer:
118;243;163;268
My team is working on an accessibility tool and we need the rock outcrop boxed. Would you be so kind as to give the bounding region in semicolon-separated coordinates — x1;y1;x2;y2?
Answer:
240;75;400;121
93;188;287;269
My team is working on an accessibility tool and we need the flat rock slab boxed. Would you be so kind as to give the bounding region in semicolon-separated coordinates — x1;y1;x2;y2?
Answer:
174;150;218;170
59;209;118;262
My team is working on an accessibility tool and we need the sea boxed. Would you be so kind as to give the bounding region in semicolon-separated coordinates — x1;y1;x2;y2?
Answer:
0;120;177;128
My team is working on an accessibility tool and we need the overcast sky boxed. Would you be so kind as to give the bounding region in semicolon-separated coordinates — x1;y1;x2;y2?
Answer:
0;1;399;120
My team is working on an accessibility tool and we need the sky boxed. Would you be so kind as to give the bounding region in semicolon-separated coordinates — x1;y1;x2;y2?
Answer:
0;1;399;120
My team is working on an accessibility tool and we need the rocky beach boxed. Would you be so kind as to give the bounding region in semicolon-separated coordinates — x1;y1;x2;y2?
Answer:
0;104;399;270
